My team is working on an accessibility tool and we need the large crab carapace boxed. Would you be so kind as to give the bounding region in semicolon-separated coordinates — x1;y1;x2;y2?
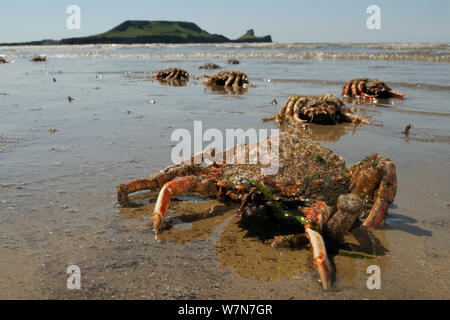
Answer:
262;94;370;125
203;70;250;88
342;78;404;99
116;133;396;290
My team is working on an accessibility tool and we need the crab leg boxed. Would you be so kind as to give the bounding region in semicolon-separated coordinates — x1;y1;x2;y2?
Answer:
171;70;180;80
278;96;297;124
167;69;178;80
262;98;289;124
116;164;198;206
304;226;332;290
389;90;404;98
303;203;332;290
357;82;377;98
362;158;397;228
293;99;308;125
275;98;290;123
203;75;212;84
344;81;354;96
342;107;371;125
117;178;160;206
351;81;359;96
161;71;170;80
360;92;377;99
152;176;218;239
285;97;296;117
341;82;350;96
232;74;242;87
225;74;236;87
349;154;397;228
261;114;276;122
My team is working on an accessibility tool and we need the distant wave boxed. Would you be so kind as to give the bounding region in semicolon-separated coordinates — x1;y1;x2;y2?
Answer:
3;42;450;50
2;42;449;62
4;51;449;63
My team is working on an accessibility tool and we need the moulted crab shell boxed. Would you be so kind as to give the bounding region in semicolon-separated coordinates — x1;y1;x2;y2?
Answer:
203;70;249;88
31;55;47;62
199;63;221;70
204;83;249;95
262;94;370;125
227;59;240;64
154;67;189;80
342;78;404;99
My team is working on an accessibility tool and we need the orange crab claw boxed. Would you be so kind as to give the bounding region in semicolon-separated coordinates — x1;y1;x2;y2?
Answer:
390;90;404;98
360;92;377;99
152;176;218;239
305;226;332;290
304;202;333;290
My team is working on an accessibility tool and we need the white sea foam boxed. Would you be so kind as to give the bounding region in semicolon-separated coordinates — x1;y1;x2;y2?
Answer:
1;42;449;62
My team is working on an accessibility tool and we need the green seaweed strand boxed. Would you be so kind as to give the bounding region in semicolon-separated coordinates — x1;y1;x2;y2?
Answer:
248;179;314;229
338;250;374;260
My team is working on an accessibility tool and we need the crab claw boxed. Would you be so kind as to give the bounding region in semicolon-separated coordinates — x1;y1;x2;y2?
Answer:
305;226;332;290
304;202;333;290
152;175;218;239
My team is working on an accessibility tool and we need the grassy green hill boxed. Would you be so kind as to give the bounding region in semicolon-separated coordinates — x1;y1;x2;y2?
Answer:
60;20;271;44
104;21;212;38
93;21;226;41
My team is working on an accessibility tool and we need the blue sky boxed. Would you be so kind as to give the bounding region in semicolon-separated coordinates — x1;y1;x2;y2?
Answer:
1;0;449;43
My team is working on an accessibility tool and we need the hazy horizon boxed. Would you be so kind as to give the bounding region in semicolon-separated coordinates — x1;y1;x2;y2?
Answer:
1;0;449;44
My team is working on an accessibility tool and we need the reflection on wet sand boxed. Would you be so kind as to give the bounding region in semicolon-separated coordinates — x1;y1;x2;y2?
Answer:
364;123;450;144
280;122;357;142
118;196;236;243
0;135;24;153
216;210;390;287
119;197;316;281
156;79;188;87
118;192;390;288
204;84;248;95
342;96;405;107
402;129;450;144
332;227;389;288
216;215;314;281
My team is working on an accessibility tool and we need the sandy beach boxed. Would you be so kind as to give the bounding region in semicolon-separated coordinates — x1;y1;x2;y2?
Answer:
0;43;449;299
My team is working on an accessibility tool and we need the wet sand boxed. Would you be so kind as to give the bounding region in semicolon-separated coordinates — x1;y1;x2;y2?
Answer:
0;45;449;299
